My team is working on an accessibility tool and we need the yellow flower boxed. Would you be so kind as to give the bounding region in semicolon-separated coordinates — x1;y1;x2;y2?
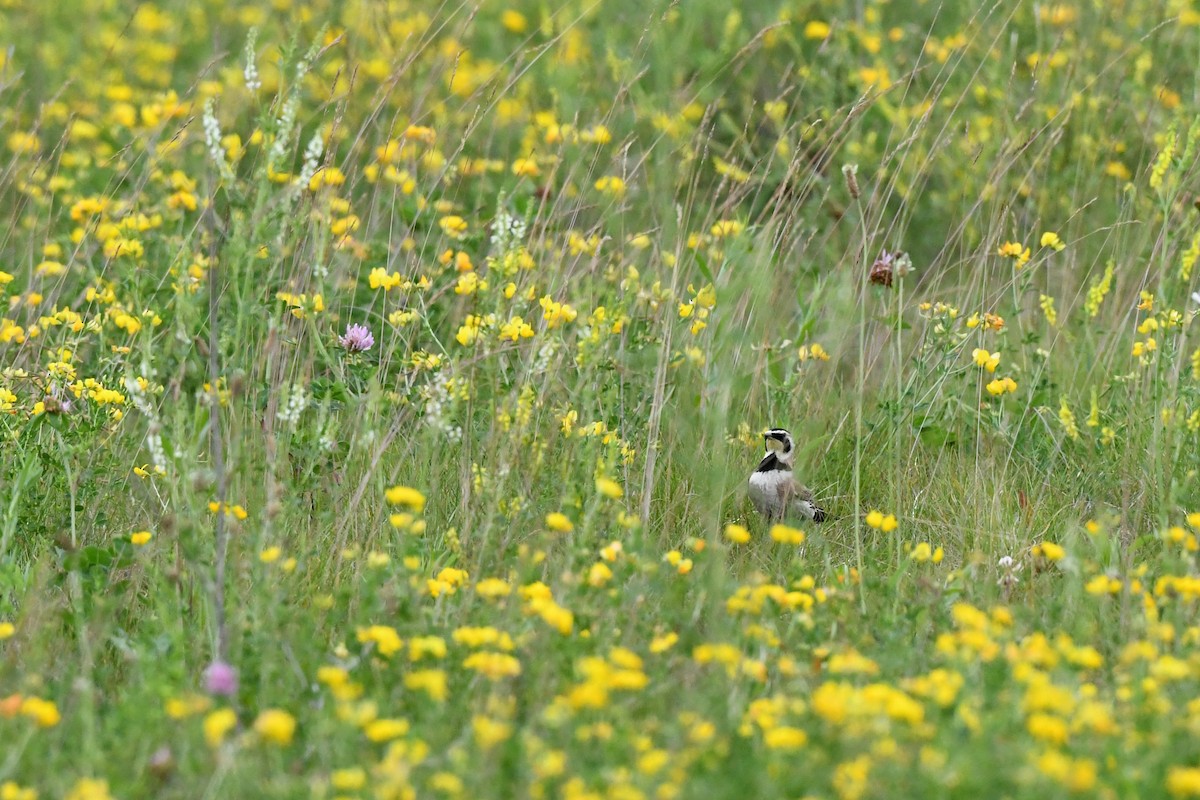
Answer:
710;220;744;238
596;477;623;498
130;530;152;546
972;348;1000;372
405;669;449;701
1035;542;1066;562
594;175;626;196
512;157;540;177
65;779;112;800
986;377;1018;396
203;708;237;747
331;768;367;791
769;524;805;545
357;625;404;657
385;485;426;511
804;20;831;39
724;523;751;544
475;578;511;599
1040;231;1066;251
588;562;613;587
865;510;884;529
364;718;409;742
997;241;1031;266
439;215;468;238
259;547;281;563
0;622;13;640
20;697;59;727
649;632;678;653
910;543;933;562
1167;766;1200;797
1;781;37;800
502;9;529;33
253;709;296;745
473;715;513;749
764;726;808;749
545;512;574;533
368;267;402;291
498;315;534;341
463;651;522;679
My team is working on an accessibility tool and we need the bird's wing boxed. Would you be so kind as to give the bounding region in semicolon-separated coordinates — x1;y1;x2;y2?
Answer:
774;476;810;505
779;477;813;503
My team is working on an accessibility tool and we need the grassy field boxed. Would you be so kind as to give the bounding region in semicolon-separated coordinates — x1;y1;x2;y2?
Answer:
2;0;1200;797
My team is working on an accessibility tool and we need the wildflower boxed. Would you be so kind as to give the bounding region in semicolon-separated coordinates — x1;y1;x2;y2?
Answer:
1034;541;1066;562
909;543;933;562
769;524;805;545
203;708;237;747
365;718;409;742
130;530;152;545
203;661;238;697
865;511;898;532
369;267;402;291
65;780;112;800
710;220;744;238
588;562;613;587
986;377;1018;396
439;215;468;238
1151;128;1176;189
1168;767;1200;797
972;349;1000;372
253;709;296;745
1059;398;1080;440
0;781;35;800
998;241;1032;267
20;697;59;727
0;622;13;640
804;20;831;39
868;250;912;287
331;768;367;791
594;175;626;196
357;625;404;657
1085;262;1115;317
405;669;448;701
1039;294;1058;325
539;296;578;328
725;523;751;544
385;485;426;511
463;651;522;679
475;578;511;599
340;323;374;352
664;550;694;574
997;555;1023;589
545;512;574;533
1040;231;1066;251
596;477;623;498
512;157;540;177
764;726;808;749
499;315;535;341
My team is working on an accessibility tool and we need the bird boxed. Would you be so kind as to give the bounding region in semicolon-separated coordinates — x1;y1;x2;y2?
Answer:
747;427;827;523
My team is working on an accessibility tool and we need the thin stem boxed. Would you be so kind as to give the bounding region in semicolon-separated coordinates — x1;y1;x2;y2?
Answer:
853;200;869;614
206;202;230;664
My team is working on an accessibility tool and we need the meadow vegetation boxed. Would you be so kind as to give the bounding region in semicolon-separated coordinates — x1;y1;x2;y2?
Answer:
3;0;1200;797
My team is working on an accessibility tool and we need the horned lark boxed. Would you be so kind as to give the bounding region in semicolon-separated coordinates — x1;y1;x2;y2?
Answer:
748;428;827;523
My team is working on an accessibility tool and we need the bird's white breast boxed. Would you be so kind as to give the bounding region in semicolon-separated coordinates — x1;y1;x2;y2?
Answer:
748;469;789;512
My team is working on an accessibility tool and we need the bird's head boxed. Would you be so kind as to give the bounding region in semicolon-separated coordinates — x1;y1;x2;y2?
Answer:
763;428;795;465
